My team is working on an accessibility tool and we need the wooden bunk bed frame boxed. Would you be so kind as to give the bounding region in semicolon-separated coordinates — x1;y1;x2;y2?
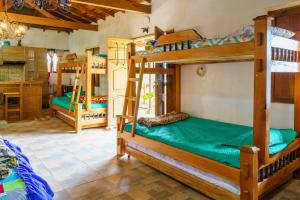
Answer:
117;16;300;200
49;51;108;133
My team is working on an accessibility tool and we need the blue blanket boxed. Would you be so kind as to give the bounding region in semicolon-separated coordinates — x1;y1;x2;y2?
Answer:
3;139;54;200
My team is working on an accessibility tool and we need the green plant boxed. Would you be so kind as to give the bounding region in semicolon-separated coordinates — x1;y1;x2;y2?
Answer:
143;92;154;101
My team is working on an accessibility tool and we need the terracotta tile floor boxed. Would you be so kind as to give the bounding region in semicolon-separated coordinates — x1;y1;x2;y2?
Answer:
1;117;300;200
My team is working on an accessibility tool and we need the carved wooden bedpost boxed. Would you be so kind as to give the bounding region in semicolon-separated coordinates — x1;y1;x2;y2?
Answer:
174;65;181;113
253;15;273;164
240;146;259;200
294;73;300;178
75;103;82;133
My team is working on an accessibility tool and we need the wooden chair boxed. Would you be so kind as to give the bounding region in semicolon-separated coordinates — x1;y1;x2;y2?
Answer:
4;84;23;121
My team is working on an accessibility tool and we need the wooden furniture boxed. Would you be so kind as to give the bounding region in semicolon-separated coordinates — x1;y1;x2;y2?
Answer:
4;91;23;121
0;81;42;121
0;46;48;107
49;51;108;133
117;16;300;200
107;38;132;127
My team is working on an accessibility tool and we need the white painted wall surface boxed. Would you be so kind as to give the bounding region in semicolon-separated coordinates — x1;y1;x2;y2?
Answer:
68;0;299;128
7;28;69;50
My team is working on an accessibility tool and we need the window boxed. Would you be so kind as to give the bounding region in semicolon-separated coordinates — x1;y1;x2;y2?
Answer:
47;52;59;73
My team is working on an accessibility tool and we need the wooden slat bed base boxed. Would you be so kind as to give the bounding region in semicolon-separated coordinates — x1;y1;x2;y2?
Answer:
56;112;75;127
121;132;240;184
126;147;240;200
50;104;76;117
59;61;86;68
258;158;300;196
132;42;255;64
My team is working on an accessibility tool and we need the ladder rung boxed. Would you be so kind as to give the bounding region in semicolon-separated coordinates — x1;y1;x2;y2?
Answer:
73;89;79;92
126;97;137;101
75;77;80;79
128;78;139;82
120;115;134;120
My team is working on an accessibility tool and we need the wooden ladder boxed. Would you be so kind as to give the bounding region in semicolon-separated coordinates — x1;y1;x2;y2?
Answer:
69;65;85;112
120;58;145;136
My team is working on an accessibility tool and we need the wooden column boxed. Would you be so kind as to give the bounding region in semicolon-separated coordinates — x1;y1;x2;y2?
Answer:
240;146;259;200
174;64;181;112
75;103;82;133
57;66;62;96
86;51;92;111
127;43;136;116
253;16;273;164
294;73;300;179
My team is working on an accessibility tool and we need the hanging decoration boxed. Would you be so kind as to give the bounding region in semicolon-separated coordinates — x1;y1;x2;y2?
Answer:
12;0;71;11
0;12;26;40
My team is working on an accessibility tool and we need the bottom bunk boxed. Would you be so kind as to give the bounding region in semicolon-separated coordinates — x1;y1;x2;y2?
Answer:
49;94;108;133
0;138;53;200
118;115;300;200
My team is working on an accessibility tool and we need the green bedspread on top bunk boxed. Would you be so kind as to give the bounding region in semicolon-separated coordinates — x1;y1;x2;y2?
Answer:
50;96;108;111
124;117;297;168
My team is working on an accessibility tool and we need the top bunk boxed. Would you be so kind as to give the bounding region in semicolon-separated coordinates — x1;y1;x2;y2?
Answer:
131;16;300;73
59;51;107;74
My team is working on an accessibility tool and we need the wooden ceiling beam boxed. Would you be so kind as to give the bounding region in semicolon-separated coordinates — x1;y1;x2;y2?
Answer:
71;0;151;14
0;12;98;31
71;3;106;20
25;0;57;19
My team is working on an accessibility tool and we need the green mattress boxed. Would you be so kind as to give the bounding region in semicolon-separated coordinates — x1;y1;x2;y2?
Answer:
50;96;108;111
124;117;297;168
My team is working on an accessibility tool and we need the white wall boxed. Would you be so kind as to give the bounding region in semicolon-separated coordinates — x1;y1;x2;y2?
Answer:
68;0;298;128
6;28;69;50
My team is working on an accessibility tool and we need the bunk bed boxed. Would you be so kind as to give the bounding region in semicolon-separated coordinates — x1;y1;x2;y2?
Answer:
49;51;108;133
117;16;300;200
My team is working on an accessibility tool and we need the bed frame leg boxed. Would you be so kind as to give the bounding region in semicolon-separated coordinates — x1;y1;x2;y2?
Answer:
117;115;126;158
75;104;82;134
240;145;259;200
48;108;55;117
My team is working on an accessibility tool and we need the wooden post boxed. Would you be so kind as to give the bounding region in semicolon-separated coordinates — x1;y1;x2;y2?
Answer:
86;51;92;111
57;65;62;96
127;43;136;116
294;73;300;179
253;16;273;164
19;83;23;120
75;103;82;133
240;145;259;200
117;115;126;157
174;64;181;112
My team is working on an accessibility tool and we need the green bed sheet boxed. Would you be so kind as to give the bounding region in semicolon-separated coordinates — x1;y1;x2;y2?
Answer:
50;96;108;111
124;117;297;168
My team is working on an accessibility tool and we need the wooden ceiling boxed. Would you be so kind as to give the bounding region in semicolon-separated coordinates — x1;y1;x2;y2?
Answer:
0;0;151;33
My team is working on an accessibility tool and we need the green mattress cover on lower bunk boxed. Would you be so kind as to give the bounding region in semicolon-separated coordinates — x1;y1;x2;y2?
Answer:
124;117;297;168
50;96;108;111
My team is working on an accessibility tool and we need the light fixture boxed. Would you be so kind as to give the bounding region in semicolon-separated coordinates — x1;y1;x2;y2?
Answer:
12;0;71;11
0;12;26;40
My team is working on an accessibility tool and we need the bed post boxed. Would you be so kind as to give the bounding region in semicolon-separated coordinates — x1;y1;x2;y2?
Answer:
253;15;273;164
117;115;126;157
75;103;82;133
86;51;92;111
174;64;181;112
294;73;300;179
57;65;62;96
240;146;259;200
